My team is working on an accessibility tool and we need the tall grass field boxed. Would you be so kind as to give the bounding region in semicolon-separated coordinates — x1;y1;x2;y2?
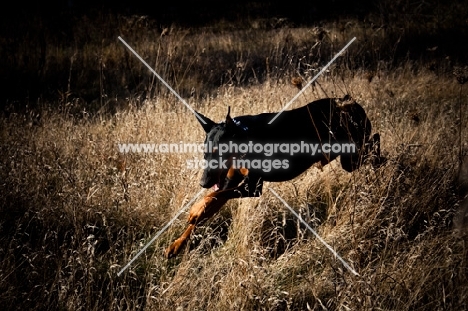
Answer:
1;2;468;310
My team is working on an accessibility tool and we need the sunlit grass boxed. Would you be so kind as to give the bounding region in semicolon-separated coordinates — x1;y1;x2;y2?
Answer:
1;7;468;310
1;67;467;309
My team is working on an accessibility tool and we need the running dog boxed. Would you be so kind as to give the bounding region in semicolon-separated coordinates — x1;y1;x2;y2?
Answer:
165;97;380;258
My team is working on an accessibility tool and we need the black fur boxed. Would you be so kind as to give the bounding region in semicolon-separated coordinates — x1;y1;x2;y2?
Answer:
195;97;380;199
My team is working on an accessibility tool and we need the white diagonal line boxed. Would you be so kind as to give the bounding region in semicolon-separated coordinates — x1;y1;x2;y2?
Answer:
117;36;207;124
268;37;356;124
268;188;359;276
117;188;205;276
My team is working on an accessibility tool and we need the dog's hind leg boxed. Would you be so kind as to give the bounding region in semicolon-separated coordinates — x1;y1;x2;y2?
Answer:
340;132;383;172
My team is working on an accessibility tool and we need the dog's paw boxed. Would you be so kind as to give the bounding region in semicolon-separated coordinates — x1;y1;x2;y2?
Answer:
165;239;184;259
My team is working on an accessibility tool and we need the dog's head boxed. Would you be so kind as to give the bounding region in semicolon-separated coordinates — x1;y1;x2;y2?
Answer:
195;107;248;190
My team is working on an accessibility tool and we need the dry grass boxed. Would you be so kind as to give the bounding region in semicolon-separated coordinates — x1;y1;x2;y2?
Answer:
1;69;467;310
1;7;468;310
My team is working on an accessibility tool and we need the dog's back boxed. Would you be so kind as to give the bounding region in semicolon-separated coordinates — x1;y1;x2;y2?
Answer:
226;98;375;180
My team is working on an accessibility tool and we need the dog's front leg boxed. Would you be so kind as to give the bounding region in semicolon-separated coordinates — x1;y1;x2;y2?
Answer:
165;191;231;258
164;224;196;258
165;168;249;258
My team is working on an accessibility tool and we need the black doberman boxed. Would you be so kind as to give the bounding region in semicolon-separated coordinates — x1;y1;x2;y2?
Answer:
165;97;380;258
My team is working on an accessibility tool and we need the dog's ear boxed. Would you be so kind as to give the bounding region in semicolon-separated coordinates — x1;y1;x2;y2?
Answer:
195;111;216;133
225;106;238;132
225;106;234;126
